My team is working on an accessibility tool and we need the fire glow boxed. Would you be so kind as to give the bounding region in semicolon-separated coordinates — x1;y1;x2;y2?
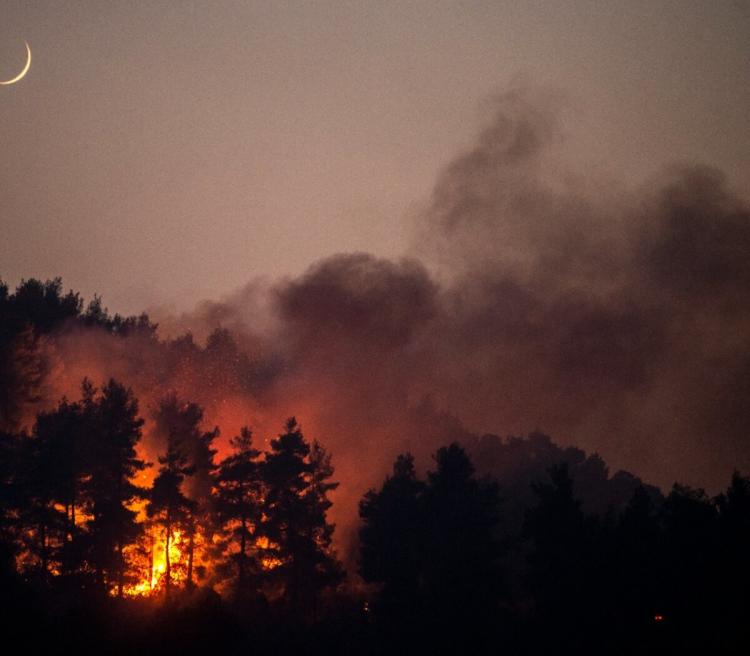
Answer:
120;522;283;598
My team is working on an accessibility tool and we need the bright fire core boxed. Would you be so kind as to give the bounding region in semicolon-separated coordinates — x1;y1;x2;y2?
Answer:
123;527;185;597
120;509;281;598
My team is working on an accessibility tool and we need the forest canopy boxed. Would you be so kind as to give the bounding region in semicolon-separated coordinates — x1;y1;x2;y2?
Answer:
1;278;749;655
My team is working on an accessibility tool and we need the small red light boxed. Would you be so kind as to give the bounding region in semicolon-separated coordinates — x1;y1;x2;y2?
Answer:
654;614;664;622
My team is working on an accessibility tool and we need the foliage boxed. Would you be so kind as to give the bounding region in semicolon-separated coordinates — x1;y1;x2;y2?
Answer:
260;418;344;615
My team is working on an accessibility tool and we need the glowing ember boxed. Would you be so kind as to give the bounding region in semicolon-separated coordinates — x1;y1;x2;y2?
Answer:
261;555;283;570
256;535;283;570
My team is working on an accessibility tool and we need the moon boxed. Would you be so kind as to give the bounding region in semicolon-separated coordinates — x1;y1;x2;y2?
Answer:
0;42;32;86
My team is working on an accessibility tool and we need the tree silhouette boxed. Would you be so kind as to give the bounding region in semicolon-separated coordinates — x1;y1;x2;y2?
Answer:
15;420;66;579
359;445;502;651
715;472;750;646
359;452;425;640
660;483;718;638
0;429;23;597
185;424;220;588
85;379;147;597
0;324;49;432
0;429;20;566
359;453;423;594
261;418;343;616
299;439;345;617
147;396;197;598
614;485;662;630
216;427;263;594
421;443;502;647
163;397;220;590
32;393;92;578
523;463;593;648
0;278;155;433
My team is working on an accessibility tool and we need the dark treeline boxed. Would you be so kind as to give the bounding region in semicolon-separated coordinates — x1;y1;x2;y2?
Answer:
2;278;750;655
0;277;156;433
360;448;750;655
0;277;266;438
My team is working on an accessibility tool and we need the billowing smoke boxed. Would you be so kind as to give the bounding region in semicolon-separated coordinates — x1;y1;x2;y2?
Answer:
33;85;750;548
410;87;750;490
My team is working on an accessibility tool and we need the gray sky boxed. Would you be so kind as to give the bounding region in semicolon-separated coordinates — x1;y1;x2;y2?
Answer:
2;1;748;313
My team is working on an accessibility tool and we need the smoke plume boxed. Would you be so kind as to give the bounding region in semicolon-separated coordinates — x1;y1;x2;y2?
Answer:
38;85;750;545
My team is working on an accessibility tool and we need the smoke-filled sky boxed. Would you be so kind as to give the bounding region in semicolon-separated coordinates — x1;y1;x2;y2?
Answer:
3;1;750;529
2;1;749;312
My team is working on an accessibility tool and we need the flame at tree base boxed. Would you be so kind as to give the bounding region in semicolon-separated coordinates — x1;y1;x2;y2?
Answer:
122;527;186;598
120;525;282;598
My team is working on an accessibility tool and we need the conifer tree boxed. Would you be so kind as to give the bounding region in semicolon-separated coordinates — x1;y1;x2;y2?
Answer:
421;443;502;631
359;453;424;612
216;426;262;592
32;393;91;577
150;395;217;589
85;379;147;597
15;422;66;579
261;418;343;614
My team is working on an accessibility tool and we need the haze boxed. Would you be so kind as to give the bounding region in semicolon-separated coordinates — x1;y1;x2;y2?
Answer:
2;1;748;313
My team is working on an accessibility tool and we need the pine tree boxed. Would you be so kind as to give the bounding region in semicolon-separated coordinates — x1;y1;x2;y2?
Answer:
85;379;147;597
150;395;216;590
359;453;424;613
15;422;66;580
32;394;91;577
421;444;502;634
0;324;50;433
147;396;197;598
301;440;345;616
216;426;262;593
261;418;343;615
185;425;219;589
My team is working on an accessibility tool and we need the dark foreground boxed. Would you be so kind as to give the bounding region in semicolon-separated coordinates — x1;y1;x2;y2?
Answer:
1;580;747;656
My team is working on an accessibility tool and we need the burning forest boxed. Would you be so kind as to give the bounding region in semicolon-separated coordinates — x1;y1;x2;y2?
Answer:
3;371;341;606
2;270;750;654
2;60;750;652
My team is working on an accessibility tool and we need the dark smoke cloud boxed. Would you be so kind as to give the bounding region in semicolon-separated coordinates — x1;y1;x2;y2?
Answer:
410;87;750;489
256;86;750;494
39;85;750;544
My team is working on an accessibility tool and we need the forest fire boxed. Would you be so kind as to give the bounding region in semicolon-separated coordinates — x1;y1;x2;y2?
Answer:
1;365;342;606
121;522;190;598
1;6;749;642
4;280;750;653
121;525;283;597
255;536;283;571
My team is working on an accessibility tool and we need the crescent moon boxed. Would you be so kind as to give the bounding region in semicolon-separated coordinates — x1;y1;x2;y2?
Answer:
0;42;32;86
